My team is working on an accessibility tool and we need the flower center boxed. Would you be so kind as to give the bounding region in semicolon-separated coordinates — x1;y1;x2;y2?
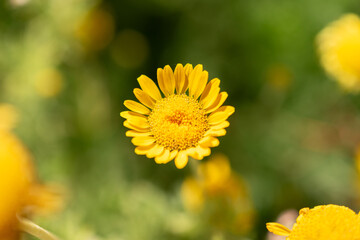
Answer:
148;94;209;151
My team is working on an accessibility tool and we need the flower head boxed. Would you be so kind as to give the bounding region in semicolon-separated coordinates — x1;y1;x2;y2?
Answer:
267;204;360;240
121;64;234;169
181;154;255;234
317;14;360;91
0;104;62;240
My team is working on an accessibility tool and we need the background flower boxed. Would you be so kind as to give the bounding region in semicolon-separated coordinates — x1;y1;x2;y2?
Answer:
181;154;256;237
317;14;360;91
267;204;360;240
0;105;62;240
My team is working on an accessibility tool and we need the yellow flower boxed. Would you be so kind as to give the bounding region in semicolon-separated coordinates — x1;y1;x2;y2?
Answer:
75;7;115;52
0;128;61;240
317;14;360;91
267;204;360;240
181;154;255;234
121;64;234;169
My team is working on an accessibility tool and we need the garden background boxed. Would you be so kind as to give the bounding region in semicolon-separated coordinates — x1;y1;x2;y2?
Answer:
0;0;360;239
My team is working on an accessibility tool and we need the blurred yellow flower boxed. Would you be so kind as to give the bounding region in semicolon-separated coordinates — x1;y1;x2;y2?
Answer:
0;113;62;240
267;204;360;240
75;7;115;52
181;154;255;234
317;14;360;91
181;178;204;212
121;64;234;169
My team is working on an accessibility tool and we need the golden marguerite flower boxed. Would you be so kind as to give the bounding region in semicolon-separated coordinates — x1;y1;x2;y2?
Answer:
266;204;360;240
317;14;360;91
0;105;61;240
121;64;234;169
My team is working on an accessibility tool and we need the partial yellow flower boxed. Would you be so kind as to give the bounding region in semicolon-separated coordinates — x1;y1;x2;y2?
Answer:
0;130;61;240
181;154;255;234
266;209;298;240
75;7;115;52
267;204;360;240
197;153;231;195
317;14;360;91
121;64;234;169
181;178;204;212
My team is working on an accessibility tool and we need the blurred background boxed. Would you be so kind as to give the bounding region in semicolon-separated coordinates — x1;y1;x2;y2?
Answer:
1;0;360;239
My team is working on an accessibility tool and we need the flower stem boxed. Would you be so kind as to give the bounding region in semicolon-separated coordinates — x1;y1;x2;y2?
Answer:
17;217;59;240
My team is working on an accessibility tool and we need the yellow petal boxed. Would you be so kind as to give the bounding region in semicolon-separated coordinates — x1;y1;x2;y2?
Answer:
131;136;155;146
157;68;168;97
163;65;176;95
208;106;235;125
174;64;187;94
199;136;219;147
193;70;209;99
137;75;162;100
188;64;203;97
196;146;211;158
211;121;230;130
124;100;151;115
124;120;149;132
169;150;178;161
205;92;228;114
124;114;149;128
120;111;146;119
146;144;165;158
160;149;175;164
184;63;193;76
126;130;152;137
175;151;188;169
133;88;156;109
135;144;156;155
204;128;226;137
266;223;291;236
157;66;175;96
200;78;220;108
155;149;170;164
187;146;210;160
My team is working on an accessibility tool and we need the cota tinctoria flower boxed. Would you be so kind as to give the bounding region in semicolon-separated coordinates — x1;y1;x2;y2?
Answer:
267;204;360;240
181;154;255;234
317;14;360;91
121;64;234;169
0;104;62;240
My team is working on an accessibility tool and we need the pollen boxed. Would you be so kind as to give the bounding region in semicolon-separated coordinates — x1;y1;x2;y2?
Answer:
148;94;209;151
